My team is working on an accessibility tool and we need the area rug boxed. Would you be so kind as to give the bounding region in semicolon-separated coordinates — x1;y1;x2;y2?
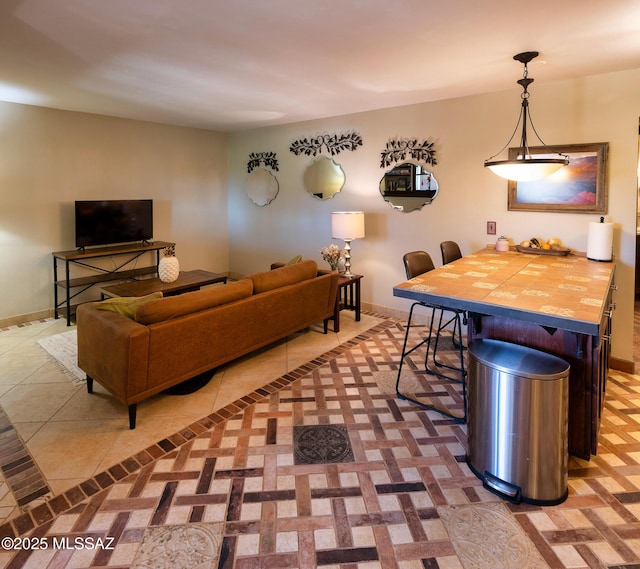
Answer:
36;329;86;385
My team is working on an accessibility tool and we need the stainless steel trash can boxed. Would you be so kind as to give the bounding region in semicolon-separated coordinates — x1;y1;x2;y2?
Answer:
467;339;570;505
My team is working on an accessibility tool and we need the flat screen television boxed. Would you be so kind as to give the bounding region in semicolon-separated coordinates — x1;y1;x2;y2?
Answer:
75;199;153;248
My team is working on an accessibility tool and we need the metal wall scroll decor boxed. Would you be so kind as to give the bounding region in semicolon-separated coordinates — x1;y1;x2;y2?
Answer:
247;151;279;173
289;131;363;157
380;137;437;168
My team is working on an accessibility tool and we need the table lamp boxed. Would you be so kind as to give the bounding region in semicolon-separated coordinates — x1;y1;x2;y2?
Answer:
331;211;365;277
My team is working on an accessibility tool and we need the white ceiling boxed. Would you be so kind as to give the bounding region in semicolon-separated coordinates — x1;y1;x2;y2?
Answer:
1;0;640;132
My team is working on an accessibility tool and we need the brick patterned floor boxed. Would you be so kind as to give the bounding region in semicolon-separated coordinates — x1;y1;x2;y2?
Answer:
1;317;640;568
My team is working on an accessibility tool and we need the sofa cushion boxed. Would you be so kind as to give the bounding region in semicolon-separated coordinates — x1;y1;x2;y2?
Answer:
249;259;318;294
96;291;163;319
135;279;253;325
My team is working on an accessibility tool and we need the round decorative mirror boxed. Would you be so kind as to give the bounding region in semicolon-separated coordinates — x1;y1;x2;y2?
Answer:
303;156;345;200
379;162;439;212
246;168;279;206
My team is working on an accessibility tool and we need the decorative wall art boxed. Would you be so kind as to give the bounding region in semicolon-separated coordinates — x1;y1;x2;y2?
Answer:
378;137;439;212
246;152;280;206
380;137;437;168
247;151;279;173
290;131;363;157
507;142;608;213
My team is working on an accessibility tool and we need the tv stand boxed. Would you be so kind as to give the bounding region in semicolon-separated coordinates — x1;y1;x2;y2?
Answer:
52;241;175;325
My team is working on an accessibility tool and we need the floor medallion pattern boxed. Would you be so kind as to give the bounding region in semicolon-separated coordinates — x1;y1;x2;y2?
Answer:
293;425;355;465
132;522;224;569
439;503;548;569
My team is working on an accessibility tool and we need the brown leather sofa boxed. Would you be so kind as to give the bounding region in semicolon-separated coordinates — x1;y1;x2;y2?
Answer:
76;260;338;428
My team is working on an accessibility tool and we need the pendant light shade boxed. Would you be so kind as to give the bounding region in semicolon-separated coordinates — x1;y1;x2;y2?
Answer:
484;51;569;182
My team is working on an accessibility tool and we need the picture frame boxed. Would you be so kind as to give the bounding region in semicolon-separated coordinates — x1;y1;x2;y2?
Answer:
507;142;608;213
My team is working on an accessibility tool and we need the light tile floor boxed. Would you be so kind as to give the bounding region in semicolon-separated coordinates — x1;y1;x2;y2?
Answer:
0;311;380;526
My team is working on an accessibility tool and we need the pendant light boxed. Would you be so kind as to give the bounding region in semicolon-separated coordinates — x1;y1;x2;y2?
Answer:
484;51;569;182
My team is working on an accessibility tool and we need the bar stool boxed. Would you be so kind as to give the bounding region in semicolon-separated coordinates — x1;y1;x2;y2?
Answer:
440;240;467;348
440;240;462;264
395;251;467;422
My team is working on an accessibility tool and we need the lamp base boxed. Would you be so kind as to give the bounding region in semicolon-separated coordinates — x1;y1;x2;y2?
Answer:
342;239;353;277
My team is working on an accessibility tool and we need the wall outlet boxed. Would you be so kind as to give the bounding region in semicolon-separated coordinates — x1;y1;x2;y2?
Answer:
487;221;496;235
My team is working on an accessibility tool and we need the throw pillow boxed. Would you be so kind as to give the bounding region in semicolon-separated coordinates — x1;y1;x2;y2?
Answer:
286;255;302;265
96;291;163;319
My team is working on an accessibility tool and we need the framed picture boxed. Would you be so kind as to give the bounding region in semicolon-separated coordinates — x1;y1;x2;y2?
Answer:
507;142;608;213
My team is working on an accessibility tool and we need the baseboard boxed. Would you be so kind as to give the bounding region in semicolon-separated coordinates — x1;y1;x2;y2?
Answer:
0;309;54;329
610;357;634;374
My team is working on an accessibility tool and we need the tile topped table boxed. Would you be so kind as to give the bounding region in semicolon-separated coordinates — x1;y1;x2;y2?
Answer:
394;248;613;335
394;247;616;459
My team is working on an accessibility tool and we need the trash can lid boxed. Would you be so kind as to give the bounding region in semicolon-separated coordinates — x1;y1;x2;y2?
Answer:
468;339;570;380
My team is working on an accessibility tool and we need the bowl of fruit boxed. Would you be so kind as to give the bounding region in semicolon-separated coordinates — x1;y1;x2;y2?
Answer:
515;237;571;256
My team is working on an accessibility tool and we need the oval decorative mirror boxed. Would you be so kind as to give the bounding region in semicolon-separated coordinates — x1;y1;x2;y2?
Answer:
303;156;345;200
246;168;279;206
379;162;439;212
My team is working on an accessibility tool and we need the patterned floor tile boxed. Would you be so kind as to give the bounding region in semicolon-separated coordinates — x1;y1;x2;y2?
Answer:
293;425;355;465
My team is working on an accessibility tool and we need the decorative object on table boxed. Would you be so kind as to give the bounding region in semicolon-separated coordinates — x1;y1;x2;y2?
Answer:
158;245;180;283
516;236;571;256
484;51;569;182
320;244;344;271
289;131;362;157
379;137;437;168
587;216;614;262
495;236;510;252
507;142;608;214
331;211;365;277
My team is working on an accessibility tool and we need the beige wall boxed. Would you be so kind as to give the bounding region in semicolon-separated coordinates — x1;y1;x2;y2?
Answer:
228;68;640;365
0;102;228;323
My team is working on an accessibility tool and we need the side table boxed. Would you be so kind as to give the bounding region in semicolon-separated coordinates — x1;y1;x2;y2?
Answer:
333;274;362;332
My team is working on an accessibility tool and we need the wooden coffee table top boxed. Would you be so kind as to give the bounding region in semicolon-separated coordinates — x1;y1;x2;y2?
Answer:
100;269;227;298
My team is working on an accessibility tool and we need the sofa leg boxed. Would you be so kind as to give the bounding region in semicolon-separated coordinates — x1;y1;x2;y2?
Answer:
86;376;93;393
323;318;328;334
128;404;137;430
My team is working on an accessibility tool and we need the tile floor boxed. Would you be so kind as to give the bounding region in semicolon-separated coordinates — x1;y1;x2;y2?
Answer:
0;312;381;526
0;310;639;568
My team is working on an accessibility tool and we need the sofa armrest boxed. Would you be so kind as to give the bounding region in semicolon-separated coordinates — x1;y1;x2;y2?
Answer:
76;302;150;404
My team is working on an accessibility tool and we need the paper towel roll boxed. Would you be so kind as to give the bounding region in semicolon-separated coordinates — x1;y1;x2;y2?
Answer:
587;219;613;261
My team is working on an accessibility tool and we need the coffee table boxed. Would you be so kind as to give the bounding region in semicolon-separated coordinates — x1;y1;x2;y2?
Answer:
100;269;227;299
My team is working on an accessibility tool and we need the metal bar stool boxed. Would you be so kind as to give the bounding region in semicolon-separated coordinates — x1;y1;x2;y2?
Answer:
395;251;467;422
440;240;468;350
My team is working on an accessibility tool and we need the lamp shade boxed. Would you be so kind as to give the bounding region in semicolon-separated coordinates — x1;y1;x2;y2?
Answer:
331;211;365;240
485;157;568;182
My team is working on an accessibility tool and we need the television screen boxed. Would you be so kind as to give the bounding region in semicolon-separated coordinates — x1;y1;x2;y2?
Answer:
75;200;153;248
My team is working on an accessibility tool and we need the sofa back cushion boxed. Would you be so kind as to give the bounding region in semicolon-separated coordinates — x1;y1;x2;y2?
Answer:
135;279;253;325
249;259;318;294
